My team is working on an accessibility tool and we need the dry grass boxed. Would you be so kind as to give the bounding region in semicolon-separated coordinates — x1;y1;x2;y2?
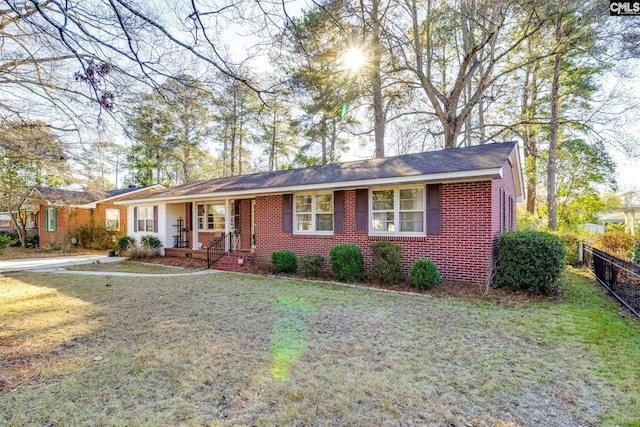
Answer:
65;260;205;274
0;246;105;260
1;268;639;426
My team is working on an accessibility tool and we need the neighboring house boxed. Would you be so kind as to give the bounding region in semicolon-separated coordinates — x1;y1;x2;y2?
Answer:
25;185;164;247
117;142;523;285
0;214;14;232
598;208;640;236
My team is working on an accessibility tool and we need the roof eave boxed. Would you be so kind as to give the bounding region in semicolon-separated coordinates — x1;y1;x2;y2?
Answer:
114;168;502;205
509;142;525;201
74;185;166;208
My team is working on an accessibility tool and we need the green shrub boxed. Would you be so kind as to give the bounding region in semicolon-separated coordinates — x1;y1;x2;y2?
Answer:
329;244;365;282
410;258;441;290
369;241;404;284
45;241;62;252
271;250;297;274
300;254;325;277
141;235;162;250
592;231;636;261
634;238;640;264
495;230;566;294
557;232;579;265
0;235;12;254
26;234;39;248
71;225;115;249
117;236;136;253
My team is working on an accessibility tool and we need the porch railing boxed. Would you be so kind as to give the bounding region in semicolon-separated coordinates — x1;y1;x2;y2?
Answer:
207;232;232;268
579;242;640;317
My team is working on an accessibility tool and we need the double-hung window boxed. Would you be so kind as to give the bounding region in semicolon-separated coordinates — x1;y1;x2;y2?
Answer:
371;186;425;235
197;202;225;232
105;209;120;230
44;208;56;231
294;193;333;233
137;206;154;232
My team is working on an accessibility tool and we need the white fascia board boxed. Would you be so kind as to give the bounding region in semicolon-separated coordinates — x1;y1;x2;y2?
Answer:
114;168;502;205
509;144;525;199
76;185;166;208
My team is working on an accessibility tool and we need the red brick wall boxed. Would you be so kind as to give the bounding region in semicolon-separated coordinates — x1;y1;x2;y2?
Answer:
38;188;159;247
255;168;517;285
239;199;252;249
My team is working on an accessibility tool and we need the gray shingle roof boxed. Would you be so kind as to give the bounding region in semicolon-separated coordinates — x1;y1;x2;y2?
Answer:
34;185;159;205
124;142;518;202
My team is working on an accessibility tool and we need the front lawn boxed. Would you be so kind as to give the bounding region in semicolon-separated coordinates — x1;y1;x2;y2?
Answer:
65;260;205;274
0;269;638;426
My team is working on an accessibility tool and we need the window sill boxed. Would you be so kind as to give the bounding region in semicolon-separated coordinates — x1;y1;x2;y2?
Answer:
291;233;334;238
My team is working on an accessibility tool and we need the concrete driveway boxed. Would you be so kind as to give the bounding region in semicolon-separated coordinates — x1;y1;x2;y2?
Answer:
0;255;124;273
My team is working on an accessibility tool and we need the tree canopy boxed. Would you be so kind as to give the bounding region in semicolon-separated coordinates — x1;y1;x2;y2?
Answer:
1;0;639;232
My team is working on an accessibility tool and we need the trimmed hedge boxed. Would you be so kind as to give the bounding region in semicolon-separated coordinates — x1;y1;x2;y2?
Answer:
495;230;566;294
300;254;325;277
329;244;365;282
272;250;297;274
369;241;404;284
410;258;440;290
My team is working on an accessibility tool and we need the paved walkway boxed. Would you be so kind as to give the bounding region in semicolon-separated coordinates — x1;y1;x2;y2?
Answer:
0;255;124;273
0;254;220;276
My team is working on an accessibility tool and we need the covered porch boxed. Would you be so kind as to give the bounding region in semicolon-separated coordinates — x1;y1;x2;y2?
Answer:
164;197;256;266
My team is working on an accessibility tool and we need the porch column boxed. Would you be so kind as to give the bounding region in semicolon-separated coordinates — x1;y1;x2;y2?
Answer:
192;200;199;250
226;199;232;251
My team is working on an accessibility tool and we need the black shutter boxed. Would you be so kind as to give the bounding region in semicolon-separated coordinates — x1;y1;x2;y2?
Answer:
282;194;293;233
334;190;345;233
356;189;368;233
133;207;138;232
426;184;441;235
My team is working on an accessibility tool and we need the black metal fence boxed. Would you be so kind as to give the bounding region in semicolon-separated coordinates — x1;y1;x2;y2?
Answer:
579;243;640;317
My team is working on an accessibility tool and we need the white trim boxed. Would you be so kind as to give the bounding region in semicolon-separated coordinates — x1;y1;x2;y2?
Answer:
196;201;226;232
114;168;501;205
508;143;525;202
76;184;165;208
293;191;334;235
370;185;426;237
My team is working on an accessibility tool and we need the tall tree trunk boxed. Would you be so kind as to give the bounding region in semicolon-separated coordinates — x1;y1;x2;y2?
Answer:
230;88;237;176
371;0;385;158
547;16;563;231
320;118;328;164
269;110;277;172
521;61;539;214
330;119;337;163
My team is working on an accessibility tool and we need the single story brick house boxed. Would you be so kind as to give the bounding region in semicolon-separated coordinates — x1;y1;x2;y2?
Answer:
0;214;14;232
25;185;164;247
117;142;523;284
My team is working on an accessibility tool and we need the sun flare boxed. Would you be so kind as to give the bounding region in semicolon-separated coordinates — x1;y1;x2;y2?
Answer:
341;46;367;72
